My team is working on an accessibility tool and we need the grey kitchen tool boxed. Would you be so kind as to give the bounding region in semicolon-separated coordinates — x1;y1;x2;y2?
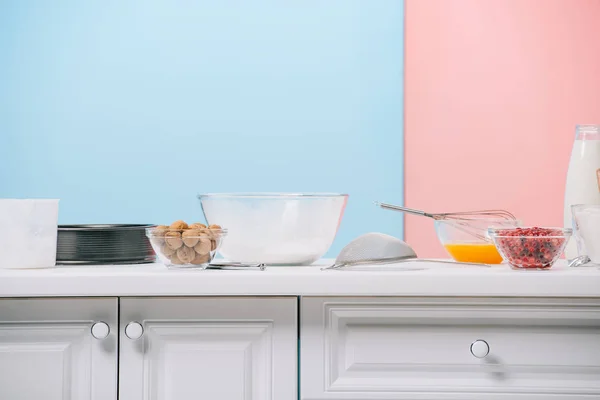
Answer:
57;224;155;265
375;202;517;221
568;255;591;268
322;232;491;271
207;261;266;271
375;202;517;242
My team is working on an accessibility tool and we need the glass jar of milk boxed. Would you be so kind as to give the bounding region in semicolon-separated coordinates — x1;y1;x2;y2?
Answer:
564;124;600;259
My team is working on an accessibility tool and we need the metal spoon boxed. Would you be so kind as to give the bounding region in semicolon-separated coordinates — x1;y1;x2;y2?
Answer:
568;255;590;268
207;262;266;271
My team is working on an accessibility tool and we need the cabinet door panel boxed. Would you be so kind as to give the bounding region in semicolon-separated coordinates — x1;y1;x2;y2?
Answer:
119;297;297;400
301;297;600;400
0;298;118;400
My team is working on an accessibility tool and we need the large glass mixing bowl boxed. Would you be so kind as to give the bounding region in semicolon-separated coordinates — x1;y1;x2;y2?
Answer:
198;193;348;265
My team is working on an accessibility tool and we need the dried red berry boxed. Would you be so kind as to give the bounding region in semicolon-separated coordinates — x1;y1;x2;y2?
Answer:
491;227;568;270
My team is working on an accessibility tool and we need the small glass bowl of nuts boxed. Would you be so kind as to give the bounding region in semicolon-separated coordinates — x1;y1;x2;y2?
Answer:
146;220;226;269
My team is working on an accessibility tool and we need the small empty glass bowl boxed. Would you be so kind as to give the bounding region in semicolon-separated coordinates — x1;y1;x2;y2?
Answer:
146;227;227;269
488;227;572;270
435;218;521;264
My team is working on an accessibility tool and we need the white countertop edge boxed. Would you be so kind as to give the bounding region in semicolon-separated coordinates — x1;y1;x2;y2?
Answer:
1;259;599;298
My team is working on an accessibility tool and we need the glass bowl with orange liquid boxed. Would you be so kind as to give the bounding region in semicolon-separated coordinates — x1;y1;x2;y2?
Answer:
434;218;522;264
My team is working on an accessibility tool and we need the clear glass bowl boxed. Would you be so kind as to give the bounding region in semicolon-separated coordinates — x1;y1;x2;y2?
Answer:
571;204;600;265
434;218;521;264
488;227;572;270
146;227;227;269
198;193;348;265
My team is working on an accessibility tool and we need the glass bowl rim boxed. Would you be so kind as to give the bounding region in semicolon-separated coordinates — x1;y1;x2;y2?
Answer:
145;227;228;237
487;226;572;238
434;218;522;224
198;192;349;199
571;204;600;210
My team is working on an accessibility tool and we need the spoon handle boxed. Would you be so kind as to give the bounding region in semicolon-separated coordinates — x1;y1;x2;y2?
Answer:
321;255;415;271
408;258;491;267
321;257;490;270
207;262;266;271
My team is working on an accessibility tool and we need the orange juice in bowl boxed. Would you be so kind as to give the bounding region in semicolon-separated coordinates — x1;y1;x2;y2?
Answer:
443;243;504;264
434;218;521;264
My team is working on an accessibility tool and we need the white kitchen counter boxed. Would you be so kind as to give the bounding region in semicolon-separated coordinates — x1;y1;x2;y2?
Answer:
1;259;599;297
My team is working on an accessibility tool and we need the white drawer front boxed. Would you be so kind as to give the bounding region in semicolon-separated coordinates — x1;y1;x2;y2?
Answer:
301;297;600;400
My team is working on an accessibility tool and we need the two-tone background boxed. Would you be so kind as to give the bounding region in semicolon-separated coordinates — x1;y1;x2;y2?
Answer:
2;0;599;257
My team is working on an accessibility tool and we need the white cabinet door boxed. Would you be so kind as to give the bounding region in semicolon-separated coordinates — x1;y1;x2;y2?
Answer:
119;297;297;400
301;297;600;400
0;298;118;400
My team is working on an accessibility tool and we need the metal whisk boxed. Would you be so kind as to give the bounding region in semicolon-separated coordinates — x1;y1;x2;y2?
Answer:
375;203;517;221
375;202;518;242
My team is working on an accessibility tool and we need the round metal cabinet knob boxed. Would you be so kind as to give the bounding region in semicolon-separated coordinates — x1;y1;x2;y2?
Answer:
91;322;110;339
470;339;490;358
125;321;144;340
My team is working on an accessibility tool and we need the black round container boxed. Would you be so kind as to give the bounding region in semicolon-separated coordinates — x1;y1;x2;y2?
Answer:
57;224;155;265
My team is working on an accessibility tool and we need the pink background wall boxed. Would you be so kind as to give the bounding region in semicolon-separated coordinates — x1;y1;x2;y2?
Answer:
405;0;600;257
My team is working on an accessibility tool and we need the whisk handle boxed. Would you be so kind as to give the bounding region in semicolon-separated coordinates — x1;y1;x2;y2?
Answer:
374;202;434;219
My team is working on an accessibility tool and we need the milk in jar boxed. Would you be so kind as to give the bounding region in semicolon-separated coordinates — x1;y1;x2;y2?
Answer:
564;124;600;259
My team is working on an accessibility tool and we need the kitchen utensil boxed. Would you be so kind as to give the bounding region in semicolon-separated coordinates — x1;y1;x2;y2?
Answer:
57;224;154;265
569;255;591;268
199;193;348;265
207;262;266;271
375;202;517;242
488;227;572;270
571;204;600;265
563;124;600;259
0;199;59;269
375;202;517;221
435;218;521;264
321;232;491;270
147;227;226;270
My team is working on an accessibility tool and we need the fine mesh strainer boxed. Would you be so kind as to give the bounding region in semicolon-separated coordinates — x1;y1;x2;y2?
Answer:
321;232;491;270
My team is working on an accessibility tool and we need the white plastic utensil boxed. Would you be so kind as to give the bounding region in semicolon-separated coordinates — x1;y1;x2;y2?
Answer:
322;232;491;270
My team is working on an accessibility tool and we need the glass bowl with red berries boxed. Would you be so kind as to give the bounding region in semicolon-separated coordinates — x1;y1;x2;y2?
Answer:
488;227;572;270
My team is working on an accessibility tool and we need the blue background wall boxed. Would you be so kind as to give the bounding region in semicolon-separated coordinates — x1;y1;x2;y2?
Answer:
0;1;404;256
